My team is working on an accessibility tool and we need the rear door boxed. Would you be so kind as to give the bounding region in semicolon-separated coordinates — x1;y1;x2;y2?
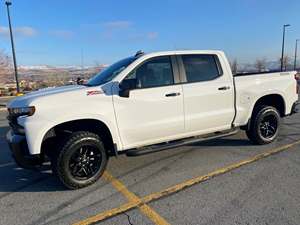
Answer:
178;54;235;135
113;55;185;149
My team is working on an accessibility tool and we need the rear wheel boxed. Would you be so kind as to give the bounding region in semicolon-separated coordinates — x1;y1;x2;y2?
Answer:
52;131;108;189
246;105;281;145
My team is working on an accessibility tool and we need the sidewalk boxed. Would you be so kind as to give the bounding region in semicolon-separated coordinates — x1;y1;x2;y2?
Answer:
0;103;8;110
0;96;14;109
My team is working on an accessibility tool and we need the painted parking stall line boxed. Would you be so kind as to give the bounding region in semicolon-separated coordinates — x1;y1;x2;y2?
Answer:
73;171;170;225
103;172;170;225
73;140;300;225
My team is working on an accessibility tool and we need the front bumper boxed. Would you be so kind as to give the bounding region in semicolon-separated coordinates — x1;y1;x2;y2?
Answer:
6;130;42;169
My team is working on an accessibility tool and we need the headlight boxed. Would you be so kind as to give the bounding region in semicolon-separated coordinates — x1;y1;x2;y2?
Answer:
8;106;36;117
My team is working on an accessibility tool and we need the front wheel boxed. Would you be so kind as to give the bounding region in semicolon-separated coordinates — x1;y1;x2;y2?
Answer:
246;105;281;145
52;131;108;189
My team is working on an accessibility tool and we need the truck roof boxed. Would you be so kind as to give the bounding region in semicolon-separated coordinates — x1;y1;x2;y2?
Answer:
139;50;225;58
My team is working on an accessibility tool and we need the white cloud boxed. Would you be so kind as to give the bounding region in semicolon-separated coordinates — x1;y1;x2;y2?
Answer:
101;21;132;40
128;32;159;41
99;21;158;42
0;26;37;37
103;20;132;29
49;30;74;39
147;32;158;40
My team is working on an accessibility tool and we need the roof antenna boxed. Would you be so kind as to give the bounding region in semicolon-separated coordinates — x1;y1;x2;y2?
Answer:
135;50;144;57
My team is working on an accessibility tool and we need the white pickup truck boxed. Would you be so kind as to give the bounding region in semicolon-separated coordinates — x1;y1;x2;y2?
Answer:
6;50;299;189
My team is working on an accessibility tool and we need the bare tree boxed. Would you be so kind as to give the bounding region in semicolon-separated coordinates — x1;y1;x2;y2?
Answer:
254;58;267;72
230;59;238;75
281;56;292;71
0;50;11;76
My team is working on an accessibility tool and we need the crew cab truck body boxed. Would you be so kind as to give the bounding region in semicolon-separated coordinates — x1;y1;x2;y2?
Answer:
6;50;299;189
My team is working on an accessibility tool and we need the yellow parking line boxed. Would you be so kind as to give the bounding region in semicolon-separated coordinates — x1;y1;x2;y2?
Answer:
73;171;170;225
73;201;138;225
73;140;300;225
103;172;170;225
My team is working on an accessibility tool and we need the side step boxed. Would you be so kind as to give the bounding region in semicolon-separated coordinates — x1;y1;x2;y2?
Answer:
125;129;239;157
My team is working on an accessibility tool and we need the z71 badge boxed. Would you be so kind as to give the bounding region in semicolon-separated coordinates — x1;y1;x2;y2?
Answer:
86;90;103;96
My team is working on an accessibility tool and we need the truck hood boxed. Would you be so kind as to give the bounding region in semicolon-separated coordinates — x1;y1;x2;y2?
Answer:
7;85;87;108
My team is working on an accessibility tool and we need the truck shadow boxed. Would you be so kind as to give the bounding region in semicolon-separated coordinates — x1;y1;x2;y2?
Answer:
0;125;9;138
0;125;254;194
0;166;66;199
0;162;67;196
189;137;252;147
0;122;296;195
0;126;66;195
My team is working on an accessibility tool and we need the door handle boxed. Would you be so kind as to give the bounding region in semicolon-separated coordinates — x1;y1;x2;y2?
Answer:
218;86;231;91
165;92;181;97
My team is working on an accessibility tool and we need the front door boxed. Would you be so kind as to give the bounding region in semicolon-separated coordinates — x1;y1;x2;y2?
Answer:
113;56;184;149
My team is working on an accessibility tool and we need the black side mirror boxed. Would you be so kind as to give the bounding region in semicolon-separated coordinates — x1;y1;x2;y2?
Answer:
119;79;137;98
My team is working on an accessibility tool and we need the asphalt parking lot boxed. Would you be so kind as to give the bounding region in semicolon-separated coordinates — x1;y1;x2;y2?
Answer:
0;101;300;225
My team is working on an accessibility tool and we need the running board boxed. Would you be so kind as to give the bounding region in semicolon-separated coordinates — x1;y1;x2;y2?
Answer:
125;129;239;157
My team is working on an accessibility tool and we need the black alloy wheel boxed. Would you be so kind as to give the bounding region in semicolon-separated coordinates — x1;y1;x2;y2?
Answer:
259;114;278;139
69;145;102;180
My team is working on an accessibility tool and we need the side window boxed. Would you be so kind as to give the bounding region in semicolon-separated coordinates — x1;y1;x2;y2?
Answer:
182;55;222;83
126;56;174;88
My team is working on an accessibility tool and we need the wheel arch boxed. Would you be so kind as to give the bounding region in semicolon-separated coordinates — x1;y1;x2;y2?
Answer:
241;93;285;131
252;94;286;117
41;119;118;157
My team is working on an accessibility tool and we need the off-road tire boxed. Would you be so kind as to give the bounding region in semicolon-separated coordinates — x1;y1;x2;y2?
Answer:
51;131;108;189
246;105;281;145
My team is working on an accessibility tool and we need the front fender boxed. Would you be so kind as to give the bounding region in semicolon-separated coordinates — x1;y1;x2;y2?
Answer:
18;114;122;155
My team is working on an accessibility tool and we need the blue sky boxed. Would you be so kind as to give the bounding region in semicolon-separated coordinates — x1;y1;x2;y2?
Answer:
0;0;300;66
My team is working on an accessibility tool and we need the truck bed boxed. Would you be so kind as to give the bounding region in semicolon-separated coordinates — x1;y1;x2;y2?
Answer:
233;71;298;127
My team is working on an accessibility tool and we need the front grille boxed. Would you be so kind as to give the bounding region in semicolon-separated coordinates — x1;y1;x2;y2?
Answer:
7;113;24;135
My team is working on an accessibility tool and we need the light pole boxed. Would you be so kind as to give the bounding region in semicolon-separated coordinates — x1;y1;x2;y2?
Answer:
294;39;299;71
281;24;291;72
5;0;20;93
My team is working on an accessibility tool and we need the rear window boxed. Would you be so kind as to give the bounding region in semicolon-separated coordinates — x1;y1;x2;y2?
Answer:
182;55;222;83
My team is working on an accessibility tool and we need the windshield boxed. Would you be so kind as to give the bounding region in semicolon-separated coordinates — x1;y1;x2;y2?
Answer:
87;56;136;86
